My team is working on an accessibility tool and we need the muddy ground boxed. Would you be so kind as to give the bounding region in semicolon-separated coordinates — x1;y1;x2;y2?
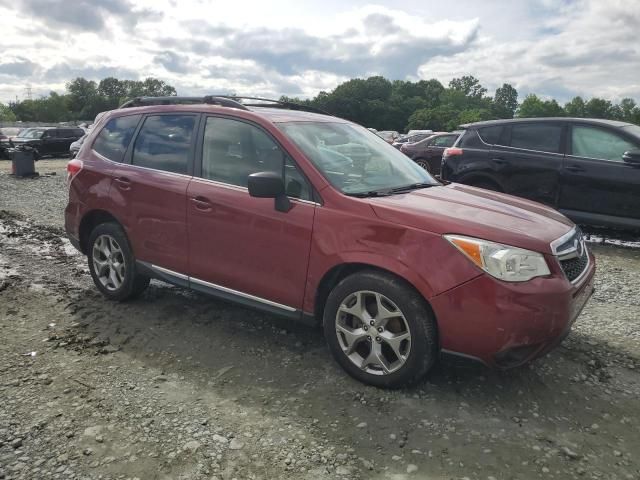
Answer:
0;159;639;480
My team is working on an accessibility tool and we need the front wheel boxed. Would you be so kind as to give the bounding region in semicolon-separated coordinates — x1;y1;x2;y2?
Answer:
87;222;150;301
323;270;438;388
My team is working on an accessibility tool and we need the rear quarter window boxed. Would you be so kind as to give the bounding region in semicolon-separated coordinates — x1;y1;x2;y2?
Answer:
478;126;504;145
459;130;483;148
92;115;141;162
509;124;562;153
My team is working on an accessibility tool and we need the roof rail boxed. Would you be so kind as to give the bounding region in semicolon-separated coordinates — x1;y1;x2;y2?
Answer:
218;96;331;116
118;96;249;110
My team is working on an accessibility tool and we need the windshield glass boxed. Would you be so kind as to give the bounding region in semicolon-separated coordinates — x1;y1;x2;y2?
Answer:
18;128;47;139
278;122;438;195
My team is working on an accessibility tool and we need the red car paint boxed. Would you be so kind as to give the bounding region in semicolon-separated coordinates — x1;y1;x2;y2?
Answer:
65;104;595;368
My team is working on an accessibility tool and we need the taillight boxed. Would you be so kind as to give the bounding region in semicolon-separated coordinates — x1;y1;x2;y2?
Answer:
67;159;83;185
443;147;463;159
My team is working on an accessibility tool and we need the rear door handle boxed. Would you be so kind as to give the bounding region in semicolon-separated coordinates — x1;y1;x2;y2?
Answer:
491;158;508;165
191;196;213;211
565;165;585;173
114;176;131;190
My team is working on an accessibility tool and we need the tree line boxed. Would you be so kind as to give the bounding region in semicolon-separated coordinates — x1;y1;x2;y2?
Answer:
0;77;176;123
1;75;639;132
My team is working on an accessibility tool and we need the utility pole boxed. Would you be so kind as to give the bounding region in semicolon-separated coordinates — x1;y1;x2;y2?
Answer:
24;85;32;100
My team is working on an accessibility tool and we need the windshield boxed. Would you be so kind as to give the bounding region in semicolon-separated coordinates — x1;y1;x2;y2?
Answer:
278;122;438;195
18;128;47;139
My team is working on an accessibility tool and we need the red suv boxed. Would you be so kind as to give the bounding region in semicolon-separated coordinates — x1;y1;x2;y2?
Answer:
65;96;595;388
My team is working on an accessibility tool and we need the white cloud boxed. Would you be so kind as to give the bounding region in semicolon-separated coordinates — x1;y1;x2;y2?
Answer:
0;0;638;104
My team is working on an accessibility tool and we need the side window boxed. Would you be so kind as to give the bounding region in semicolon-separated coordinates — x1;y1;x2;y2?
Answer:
93;115;141;163
202;117;311;200
459;130;483;148
432;135;456;147
509;124;562;153
478;126;504;144
571;125;637;162
132;115;196;174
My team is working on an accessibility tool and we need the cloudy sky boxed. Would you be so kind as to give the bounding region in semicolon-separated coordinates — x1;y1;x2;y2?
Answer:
0;0;638;104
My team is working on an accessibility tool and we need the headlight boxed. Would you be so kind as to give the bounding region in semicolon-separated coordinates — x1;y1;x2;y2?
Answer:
444;235;550;282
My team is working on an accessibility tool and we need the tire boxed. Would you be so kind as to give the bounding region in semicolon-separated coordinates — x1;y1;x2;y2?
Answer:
323;270;438;388
414;158;431;172
87;222;150;301
469;180;501;192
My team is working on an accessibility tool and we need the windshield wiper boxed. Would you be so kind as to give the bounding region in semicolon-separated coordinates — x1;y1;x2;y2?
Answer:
389;182;436;193
344;190;393;198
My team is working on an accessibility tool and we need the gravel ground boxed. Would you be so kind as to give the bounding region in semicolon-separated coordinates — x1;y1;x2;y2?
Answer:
1;159;639;480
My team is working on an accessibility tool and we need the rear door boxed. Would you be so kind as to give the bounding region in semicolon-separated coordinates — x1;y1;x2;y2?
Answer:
187;115;315;312
111;113;199;274
560;123;640;222
490;122;565;207
39;130;59;155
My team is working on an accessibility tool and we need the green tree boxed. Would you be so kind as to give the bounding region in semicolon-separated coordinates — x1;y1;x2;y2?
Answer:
618;98;637;122
564;96;586;117
584;98;612;119
0;102;16;122
449;76;487;99
493;83;518;118
517;94;564;117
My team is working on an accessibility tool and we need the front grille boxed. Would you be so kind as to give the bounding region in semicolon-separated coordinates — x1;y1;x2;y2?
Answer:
560;247;588;282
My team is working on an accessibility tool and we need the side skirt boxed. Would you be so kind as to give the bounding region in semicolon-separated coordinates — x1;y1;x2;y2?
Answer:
136;261;306;322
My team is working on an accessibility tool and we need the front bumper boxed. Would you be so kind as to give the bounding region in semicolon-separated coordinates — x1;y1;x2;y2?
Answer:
431;251;596;368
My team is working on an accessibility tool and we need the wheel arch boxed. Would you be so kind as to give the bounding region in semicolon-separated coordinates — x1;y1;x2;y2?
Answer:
313;262;437;331
78;209;124;254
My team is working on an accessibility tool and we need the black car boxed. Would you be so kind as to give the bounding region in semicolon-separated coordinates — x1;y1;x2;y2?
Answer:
9;126;85;159
391;132;432;150
441;118;640;230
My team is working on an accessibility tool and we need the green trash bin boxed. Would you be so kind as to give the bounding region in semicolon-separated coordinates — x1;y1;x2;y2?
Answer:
11;149;36;177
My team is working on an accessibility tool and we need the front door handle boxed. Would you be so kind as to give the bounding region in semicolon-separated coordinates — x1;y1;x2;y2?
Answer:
565;165;585;173
191;196;213;211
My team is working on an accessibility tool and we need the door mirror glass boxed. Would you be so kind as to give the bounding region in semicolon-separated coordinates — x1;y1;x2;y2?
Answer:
622;150;640;165
248;171;291;212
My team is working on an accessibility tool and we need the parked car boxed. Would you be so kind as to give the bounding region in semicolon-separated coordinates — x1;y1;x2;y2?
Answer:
65;96;595;388
391;133;432;150
0;127;21;159
407;129;433;136
400;132;460;173
376;130;400;143
10;126;85;159
441;118;640;231
69;134;87;159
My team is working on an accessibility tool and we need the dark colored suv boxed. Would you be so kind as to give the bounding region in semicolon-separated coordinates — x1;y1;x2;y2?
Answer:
441;118;640;230
400;132;460;173
10;126;85;158
65;97;595;388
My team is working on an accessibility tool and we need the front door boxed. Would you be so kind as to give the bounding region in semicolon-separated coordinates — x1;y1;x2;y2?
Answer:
187;115;315;312
560;123;640;222
111;113;199;274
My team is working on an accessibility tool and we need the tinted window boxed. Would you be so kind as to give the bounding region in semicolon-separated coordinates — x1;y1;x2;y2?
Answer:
478;126;504;144
132;115;195;174
509;124;562;153
572;125;637;161
432;135;456;147
202;117;311;200
93;115;141;162
459;130;484;148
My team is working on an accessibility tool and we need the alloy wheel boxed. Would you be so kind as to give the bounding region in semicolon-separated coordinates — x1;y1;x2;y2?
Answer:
335;290;411;375
92;234;126;291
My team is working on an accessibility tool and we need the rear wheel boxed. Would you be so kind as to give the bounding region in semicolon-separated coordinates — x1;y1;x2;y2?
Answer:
87;222;149;301
414;158;431;172
323;270;437;388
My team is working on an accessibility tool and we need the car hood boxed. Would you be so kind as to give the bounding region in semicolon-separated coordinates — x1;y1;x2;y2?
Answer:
10;137;35;144
368;183;573;254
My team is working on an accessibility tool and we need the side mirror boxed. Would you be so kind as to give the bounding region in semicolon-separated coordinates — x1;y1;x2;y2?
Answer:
622;150;640;165
248;171;291;212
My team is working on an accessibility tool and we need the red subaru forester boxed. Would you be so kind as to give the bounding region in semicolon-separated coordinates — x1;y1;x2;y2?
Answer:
65;96;595;388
